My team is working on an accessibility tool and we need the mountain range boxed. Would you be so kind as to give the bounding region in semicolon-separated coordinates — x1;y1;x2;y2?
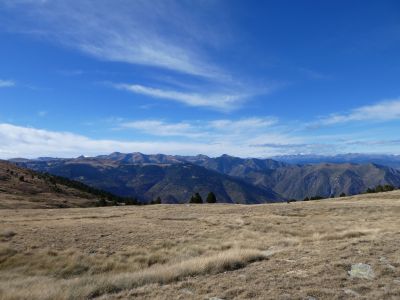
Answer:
12;152;400;204
271;153;400;169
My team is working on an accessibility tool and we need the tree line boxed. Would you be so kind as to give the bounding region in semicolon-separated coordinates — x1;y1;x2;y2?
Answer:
365;184;396;194
189;192;217;204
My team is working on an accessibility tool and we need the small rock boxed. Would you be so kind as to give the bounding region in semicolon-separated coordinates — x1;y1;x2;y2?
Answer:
379;257;396;270
343;289;360;297
180;288;193;295
348;263;375;279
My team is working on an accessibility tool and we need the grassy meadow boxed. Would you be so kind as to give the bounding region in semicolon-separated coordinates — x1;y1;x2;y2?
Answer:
0;191;399;299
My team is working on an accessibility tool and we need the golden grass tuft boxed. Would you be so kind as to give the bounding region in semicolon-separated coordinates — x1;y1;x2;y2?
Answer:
0;249;266;300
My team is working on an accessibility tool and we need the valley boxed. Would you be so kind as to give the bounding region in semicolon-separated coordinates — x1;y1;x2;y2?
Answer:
14;152;400;204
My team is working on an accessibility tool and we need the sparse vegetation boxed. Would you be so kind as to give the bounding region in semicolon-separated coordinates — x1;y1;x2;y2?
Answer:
150;197;162;205
366;184;396;194
0;191;399;299
0;161;145;208
37;172;140;205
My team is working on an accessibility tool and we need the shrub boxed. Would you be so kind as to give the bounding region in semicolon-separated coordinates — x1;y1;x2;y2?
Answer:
97;199;107;207
125;198;138;205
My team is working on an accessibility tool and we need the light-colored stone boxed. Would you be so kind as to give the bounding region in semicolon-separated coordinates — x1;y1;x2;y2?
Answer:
379;256;396;270
181;288;194;295
348;263;374;279
343;288;360;297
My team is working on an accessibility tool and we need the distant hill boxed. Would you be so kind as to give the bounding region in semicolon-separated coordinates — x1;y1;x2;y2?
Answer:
14;152;400;202
15;158;281;204
271;153;400;169
183;154;286;176
0;160;132;209
180;154;400;199
235;162;400;200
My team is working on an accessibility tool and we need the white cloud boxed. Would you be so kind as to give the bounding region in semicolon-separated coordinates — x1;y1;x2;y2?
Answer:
2;1;279;110
0;123;207;158
2;0;226;79
317;99;400;125
1;121;399;159
117;117;307;154
115;83;248;111
208;117;277;131
120;120;205;138
0;80;15;88
120;117;277;139
0;122;300;159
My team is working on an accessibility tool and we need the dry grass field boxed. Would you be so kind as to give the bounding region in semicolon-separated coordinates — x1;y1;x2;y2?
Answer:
0;191;399;299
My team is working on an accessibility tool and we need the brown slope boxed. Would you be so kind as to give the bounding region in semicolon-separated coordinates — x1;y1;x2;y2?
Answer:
0;160;101;209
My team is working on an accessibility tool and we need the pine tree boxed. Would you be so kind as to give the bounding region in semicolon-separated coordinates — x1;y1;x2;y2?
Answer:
206;192;217;203
189;193;203;204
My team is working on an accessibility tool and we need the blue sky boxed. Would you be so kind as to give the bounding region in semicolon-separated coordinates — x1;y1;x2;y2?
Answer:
0;0;400;158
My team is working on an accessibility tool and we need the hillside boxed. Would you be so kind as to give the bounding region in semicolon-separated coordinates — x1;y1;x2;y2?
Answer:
0;190;399;299
16;159;281;204
0;160;127;209
226;162;400;200
15;152;400;201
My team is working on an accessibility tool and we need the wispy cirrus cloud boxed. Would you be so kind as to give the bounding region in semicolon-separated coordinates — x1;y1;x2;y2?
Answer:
315;99;400;126
120;120;204;139
1;1;281;111
114;83;251;111
0;79;15;88
1;0;227;79
250;142;340;154
120;117;278;139
208;117;277;131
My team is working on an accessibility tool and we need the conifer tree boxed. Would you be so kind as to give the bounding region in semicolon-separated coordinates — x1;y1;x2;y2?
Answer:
206;192;217;203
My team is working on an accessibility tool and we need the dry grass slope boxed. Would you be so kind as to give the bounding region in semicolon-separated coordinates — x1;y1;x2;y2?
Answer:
0;191;399;299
